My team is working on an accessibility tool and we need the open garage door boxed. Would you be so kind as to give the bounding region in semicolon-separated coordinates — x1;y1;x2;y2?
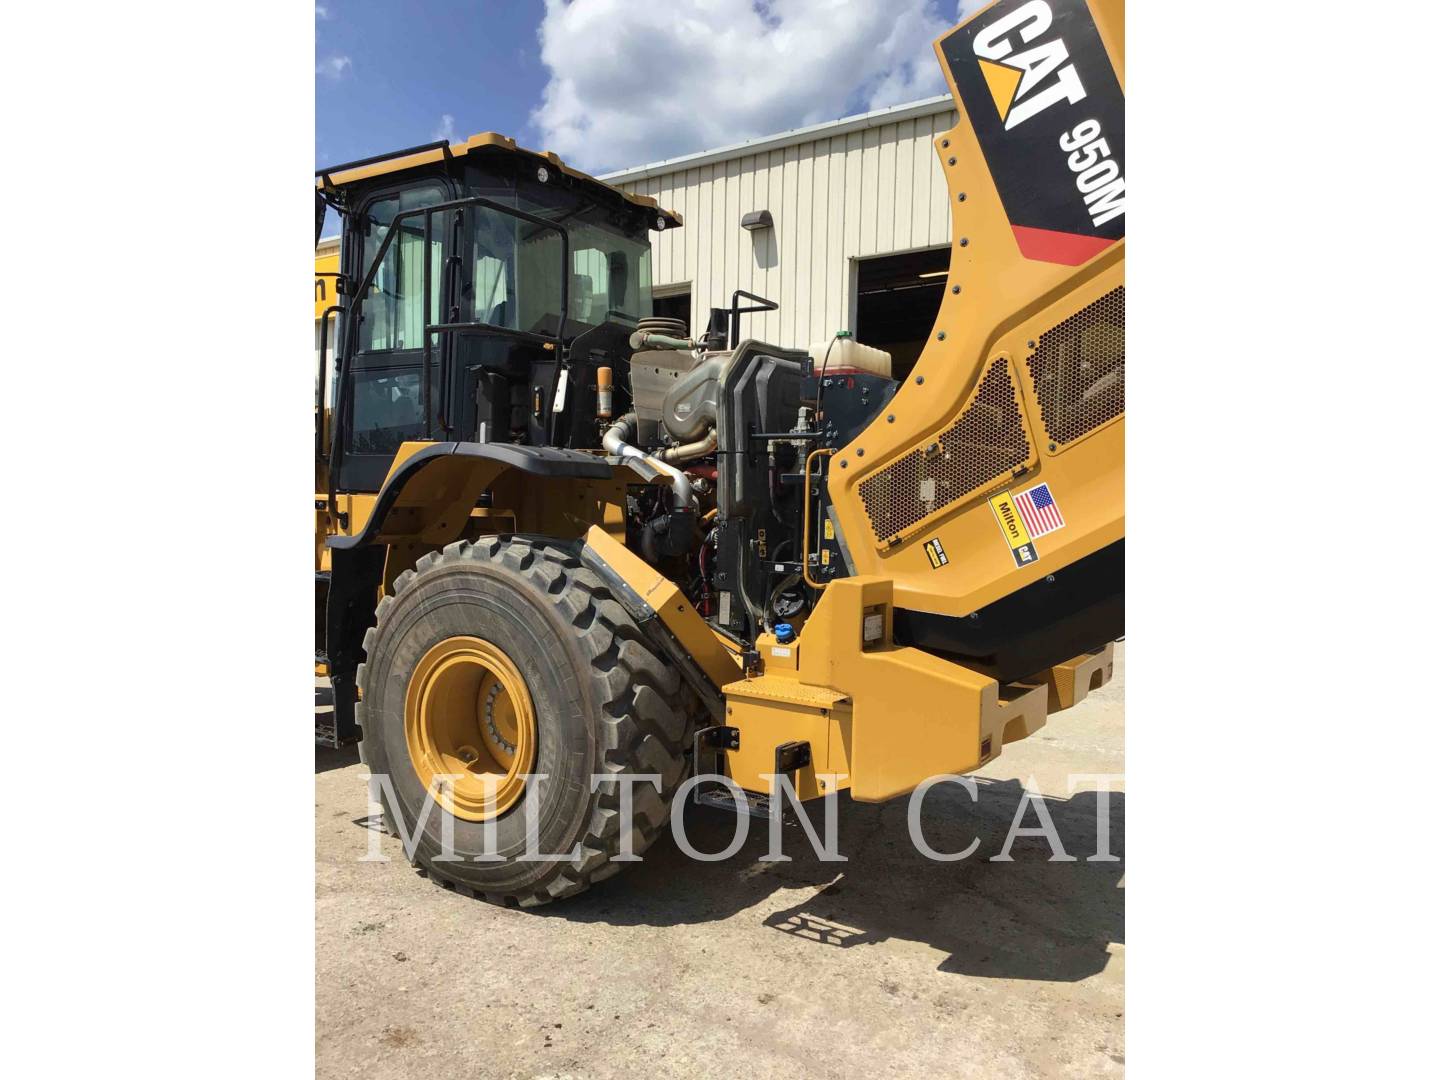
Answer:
652;285;691;335
854;247;948;382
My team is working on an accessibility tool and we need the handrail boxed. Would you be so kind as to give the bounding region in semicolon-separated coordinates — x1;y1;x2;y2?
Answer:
315;139;451;183
801;447;836;589
436;209;465;434
315;304;341;463
727;289;778;348
422;209;434;436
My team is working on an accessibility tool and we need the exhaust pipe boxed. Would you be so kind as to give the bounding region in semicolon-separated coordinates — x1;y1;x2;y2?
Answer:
655;428;718;466
602;414;693;511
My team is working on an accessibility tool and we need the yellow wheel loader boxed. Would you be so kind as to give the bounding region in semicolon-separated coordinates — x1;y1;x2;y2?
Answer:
315;0;1123;905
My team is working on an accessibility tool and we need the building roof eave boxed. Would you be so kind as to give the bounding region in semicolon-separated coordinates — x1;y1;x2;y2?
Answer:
598;95;955;185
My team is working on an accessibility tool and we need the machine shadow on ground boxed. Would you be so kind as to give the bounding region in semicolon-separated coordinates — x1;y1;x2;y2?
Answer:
315;742;361;773
318;727;1122;983
539;777;1124;983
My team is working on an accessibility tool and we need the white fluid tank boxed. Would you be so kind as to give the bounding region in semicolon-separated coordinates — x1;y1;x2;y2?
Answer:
807;337;893;379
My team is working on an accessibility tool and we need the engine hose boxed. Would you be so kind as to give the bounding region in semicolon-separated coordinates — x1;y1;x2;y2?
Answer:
813;331;841;425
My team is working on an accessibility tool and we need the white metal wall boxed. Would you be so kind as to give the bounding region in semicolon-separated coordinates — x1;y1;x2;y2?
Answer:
618;104;959;347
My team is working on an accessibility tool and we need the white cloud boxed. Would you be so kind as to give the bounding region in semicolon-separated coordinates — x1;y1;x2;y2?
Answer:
532;0;970;173
316;3;330;19
316;55;351;80
433;114;457;142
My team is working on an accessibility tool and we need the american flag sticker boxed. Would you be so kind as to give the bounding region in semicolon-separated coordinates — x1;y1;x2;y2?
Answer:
1015;482;1066;539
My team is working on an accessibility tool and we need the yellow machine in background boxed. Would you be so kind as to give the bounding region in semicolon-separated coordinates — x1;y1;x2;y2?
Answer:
315;243;340;312
315;239;340;667
316;0;1123;904
314;236;340;455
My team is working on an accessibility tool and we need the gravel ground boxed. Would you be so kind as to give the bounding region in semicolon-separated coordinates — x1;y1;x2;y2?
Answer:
316;645;1124;1078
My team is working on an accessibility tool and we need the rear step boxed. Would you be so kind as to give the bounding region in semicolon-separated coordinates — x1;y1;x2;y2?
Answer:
315;712;358;749
314;679;358;749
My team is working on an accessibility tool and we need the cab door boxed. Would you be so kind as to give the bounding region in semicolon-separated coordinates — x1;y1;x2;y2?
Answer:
336;180;451;493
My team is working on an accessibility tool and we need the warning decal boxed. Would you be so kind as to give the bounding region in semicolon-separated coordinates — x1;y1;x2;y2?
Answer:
988;490;1040;568
924;537;950;569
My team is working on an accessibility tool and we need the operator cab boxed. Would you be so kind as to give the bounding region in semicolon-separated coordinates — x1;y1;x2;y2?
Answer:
317;133;679;493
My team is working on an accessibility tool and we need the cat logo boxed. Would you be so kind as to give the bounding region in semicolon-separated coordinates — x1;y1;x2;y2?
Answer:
988;489;1040;569
973;0;1087;130
940;0;1125;265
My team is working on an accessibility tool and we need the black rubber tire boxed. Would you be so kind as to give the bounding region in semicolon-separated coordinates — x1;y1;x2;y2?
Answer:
356;535;695;906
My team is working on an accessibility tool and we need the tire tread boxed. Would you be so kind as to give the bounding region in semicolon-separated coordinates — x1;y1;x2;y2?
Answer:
358;535;696;906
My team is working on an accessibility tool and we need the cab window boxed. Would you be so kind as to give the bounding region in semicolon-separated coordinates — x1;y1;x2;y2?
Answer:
567;218;652;328
459;204;565;335
359;184;446;352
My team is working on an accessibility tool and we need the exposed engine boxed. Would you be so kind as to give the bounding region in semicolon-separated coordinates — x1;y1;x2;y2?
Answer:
604;309;897;645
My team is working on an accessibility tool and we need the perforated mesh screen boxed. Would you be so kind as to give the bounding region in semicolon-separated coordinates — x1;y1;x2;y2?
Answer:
1025;287;1125;447
858;357;1031;544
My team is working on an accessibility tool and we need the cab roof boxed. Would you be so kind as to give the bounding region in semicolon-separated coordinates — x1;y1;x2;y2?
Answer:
315;131;682;229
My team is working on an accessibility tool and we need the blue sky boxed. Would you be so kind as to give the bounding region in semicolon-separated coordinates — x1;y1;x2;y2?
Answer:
317;1;969;179
316;2;550;171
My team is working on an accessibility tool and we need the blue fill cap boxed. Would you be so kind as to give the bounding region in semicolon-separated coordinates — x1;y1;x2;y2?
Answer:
774;623;796;644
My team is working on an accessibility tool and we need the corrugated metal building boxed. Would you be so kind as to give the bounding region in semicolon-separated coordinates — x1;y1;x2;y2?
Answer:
602;94;960;377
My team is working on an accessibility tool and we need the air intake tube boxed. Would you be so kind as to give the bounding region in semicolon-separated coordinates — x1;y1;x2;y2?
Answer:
602;414;697;558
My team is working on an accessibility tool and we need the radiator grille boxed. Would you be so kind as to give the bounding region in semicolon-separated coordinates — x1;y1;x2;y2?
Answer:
858;357;1031;544
1024;286;1125;447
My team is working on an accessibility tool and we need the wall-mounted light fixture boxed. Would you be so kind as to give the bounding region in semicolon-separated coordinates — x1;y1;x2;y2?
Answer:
740;210;774;232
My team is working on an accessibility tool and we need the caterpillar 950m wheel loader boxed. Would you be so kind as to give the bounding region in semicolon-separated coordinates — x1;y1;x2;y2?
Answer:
315;0;1123;905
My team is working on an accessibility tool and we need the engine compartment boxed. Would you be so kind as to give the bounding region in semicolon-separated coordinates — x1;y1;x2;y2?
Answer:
607;315;897;646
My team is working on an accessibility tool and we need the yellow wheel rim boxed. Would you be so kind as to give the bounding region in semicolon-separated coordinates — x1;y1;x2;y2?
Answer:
404;635;537;821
